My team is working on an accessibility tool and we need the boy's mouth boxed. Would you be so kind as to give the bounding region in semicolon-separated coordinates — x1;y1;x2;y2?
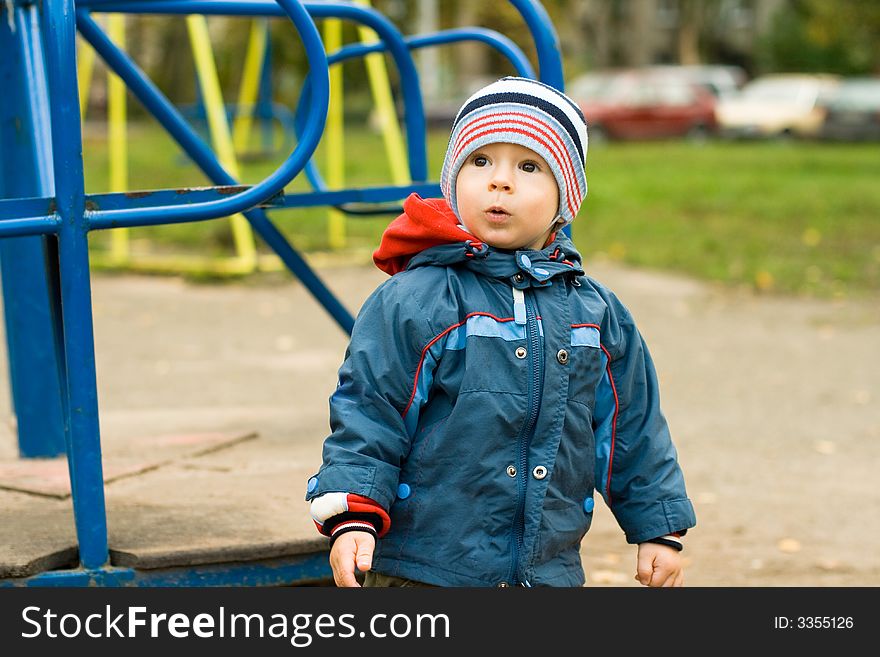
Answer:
484;205;511;220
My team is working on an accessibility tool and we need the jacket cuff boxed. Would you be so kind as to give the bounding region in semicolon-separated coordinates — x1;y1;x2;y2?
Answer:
642;534;684;551
618;498;696;544
327;517;379;548
310;492;391;538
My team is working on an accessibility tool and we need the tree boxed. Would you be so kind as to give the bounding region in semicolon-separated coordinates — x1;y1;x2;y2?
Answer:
758;0;880;75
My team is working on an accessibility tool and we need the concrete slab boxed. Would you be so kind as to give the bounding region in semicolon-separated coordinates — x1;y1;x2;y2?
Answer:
104;439;328;569
0;490;77;578
0;431;257;498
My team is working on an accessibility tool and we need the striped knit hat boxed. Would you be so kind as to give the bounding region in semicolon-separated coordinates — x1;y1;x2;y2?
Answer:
440;76;588;226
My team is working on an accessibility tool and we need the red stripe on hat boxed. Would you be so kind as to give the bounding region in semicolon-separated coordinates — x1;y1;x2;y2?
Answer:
452;112;583;209
452;124;577;219
451;115;581;206
452;112;583;201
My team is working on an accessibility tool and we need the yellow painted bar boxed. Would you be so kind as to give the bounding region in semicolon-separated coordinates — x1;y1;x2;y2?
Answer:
107;14;130;263
353;0;409;186
324;18;346;250
187;15;257;270
77;33;97;120
232;19;269;156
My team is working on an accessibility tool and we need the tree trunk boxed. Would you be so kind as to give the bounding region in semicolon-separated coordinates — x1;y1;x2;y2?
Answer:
677;0;702;64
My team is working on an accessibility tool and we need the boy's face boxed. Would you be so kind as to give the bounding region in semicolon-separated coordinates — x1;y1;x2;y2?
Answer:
455;142;559;251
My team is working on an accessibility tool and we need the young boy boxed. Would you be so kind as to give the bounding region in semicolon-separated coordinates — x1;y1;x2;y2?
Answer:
305;77;695;587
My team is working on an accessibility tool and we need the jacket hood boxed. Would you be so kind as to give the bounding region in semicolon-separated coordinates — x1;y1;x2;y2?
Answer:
373;193;584;283
373;194;473;275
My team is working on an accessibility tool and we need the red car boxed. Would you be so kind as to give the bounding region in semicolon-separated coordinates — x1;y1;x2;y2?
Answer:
574;71;718;141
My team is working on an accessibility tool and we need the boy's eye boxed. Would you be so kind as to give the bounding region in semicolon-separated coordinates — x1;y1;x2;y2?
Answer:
473;156;488;167
521;161;539;173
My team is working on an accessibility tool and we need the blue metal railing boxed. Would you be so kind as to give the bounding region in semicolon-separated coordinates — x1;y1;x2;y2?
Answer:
0;0;566;585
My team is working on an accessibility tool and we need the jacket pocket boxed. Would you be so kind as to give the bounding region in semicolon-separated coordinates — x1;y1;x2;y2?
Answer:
567;341;604;411
534;498;593;564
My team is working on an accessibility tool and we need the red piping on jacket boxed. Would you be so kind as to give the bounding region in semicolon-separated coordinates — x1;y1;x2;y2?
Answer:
402;313;515;418
599;344;619;506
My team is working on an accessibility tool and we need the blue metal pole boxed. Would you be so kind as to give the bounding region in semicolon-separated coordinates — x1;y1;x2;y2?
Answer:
508;0;564;90
43;0;109;569
0;3;68;458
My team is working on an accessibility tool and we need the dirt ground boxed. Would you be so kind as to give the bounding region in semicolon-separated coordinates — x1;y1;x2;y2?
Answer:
2;258;878;586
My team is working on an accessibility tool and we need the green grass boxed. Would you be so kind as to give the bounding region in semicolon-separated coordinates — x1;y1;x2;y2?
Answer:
582;140;880;297
83;121;880;297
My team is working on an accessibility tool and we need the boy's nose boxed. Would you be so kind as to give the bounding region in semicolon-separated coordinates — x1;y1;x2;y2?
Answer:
488;168;514;192
489;180;512;192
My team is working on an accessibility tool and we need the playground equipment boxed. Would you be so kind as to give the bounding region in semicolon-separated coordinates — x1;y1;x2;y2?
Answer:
0;0;565;586
78;2;420;272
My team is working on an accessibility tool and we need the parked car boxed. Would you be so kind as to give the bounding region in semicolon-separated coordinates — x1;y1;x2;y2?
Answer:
572;70;718;141
714;74;840;138
818;78;880;141
647;64;747;100
566;71;619;103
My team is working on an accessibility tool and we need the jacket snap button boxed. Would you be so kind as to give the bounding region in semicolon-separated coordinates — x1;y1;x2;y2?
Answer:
506;465;517;477
515;346;527;359
496;582;510;588
556;348;569;364
532;465;548;480
513;273;525;284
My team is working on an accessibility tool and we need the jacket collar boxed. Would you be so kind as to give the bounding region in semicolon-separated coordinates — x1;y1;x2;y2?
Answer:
374;193;584;284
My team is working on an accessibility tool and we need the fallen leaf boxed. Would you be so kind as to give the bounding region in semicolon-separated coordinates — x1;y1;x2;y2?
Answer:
777;538;801;553
274;335;295;352
754;270;774;291
817;325;835;340
602;553;621;565
589;570;628;584
814;440;835;455
802;228;822;247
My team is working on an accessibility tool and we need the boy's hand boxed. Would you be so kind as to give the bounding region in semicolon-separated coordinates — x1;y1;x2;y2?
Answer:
329;530;375;587
634;542;684;587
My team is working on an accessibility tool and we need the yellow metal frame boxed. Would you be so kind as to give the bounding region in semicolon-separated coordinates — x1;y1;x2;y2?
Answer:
83;15;262;276
231;18;269;156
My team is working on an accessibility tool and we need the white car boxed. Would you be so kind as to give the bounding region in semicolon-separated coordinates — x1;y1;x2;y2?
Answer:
715;74;840;138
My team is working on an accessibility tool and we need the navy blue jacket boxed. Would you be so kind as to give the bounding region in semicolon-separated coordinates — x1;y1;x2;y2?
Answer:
306;198;695;586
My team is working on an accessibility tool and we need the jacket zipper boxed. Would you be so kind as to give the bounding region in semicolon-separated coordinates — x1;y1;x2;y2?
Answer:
508;286;542;585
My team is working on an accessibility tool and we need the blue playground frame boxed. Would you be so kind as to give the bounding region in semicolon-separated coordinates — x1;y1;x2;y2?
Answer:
0;0;565;586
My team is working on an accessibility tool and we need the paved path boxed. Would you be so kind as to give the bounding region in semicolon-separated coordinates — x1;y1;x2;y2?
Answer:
1;262;878;585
